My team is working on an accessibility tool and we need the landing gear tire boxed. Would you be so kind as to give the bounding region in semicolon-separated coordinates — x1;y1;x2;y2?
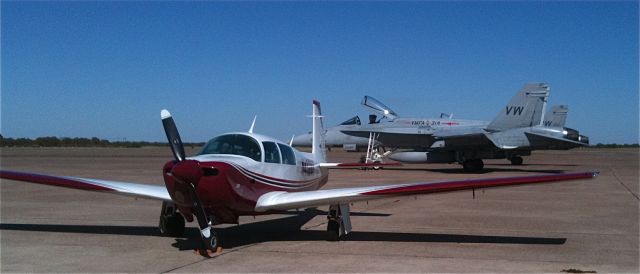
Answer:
197;226;221;257
159;214;186;237
372;160;382;170
510;156;523;165
326;220;340;241
462;159;484;173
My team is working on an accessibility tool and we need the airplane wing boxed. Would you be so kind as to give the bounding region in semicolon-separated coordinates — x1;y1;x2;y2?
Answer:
0;170;171;201
255;172;597;211
319;162;401;168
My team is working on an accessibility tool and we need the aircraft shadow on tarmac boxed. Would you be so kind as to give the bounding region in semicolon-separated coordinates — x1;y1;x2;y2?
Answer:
0;208;566;251
179;208;566;249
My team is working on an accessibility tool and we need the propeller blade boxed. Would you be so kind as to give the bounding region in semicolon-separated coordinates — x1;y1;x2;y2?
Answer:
161;109;186;162
161;110;218;253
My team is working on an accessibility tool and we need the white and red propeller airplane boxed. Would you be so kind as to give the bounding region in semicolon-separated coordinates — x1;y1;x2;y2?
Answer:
0;100;597;255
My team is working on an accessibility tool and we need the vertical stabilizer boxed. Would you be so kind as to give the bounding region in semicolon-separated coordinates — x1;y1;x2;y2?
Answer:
487;83;549;131
311;100;327;162
543;105;568;127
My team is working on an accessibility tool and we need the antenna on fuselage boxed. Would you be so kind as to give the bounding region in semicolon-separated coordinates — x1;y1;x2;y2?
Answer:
248;115;257;133
288;135;295;146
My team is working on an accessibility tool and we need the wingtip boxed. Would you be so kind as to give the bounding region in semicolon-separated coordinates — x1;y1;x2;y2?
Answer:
160;109;171;119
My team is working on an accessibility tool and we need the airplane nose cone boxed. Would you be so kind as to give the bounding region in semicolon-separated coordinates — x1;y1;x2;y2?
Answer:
291;134;312;146
171;160;203;184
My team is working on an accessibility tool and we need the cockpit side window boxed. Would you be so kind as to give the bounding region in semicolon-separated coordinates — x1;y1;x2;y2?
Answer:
277;143;296;165
199;134;261;162
340;116;361;126
262;141;281;164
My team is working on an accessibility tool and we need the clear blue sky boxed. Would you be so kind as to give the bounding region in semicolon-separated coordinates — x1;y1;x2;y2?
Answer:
2;1;638;144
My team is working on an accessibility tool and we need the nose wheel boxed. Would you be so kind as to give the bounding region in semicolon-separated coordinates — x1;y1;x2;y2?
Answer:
188;185;221;256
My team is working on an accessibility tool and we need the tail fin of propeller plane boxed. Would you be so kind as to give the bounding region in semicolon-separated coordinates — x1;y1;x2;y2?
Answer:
487;83;549;131
311;100;327;163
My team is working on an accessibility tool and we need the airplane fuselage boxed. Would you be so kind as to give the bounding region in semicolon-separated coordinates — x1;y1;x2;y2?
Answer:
162;132;329;224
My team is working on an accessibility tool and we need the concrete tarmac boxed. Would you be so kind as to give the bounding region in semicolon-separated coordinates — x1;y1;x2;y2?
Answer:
1;147;638;272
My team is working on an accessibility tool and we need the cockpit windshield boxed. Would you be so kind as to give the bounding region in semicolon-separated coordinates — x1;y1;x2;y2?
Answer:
361;96;398;120
340;116;361;126
199;134;261;162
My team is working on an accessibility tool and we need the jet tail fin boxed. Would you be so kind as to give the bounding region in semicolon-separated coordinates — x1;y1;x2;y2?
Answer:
487;83;549;131
311;100;327;162
543;105;568;128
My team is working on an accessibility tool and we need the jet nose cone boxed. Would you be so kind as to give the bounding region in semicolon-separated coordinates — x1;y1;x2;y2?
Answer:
291;134;312;146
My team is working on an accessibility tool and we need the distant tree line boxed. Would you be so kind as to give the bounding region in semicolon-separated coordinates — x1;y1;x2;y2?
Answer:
0;135;204;148
591;143;639;148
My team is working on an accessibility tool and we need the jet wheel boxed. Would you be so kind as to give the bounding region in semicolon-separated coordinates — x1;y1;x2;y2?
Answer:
373;160;382;170
510;156;523;165
462;159;484;173
159;214;185;237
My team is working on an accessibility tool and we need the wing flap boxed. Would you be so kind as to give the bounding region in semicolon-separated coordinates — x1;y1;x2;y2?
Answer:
0;170;171;201
255;172;597;211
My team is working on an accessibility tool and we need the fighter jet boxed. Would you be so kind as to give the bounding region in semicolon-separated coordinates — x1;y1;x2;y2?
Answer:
291;115;372;151
338;83;589;172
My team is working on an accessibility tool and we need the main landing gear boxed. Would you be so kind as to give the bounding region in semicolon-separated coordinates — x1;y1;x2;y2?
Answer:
462;159;484;173
510;156;523;165
159;201;185;237
326;204;352;241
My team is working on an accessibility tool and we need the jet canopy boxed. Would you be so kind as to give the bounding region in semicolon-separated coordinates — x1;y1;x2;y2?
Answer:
361;96;398;120
340;116;361;126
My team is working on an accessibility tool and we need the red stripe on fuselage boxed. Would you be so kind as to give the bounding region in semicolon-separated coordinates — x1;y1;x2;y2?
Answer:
193;161;327;214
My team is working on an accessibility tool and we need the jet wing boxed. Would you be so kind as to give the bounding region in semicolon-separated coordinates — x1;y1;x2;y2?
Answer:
255;172;597;211
432;132;495;150
0;170;171;201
